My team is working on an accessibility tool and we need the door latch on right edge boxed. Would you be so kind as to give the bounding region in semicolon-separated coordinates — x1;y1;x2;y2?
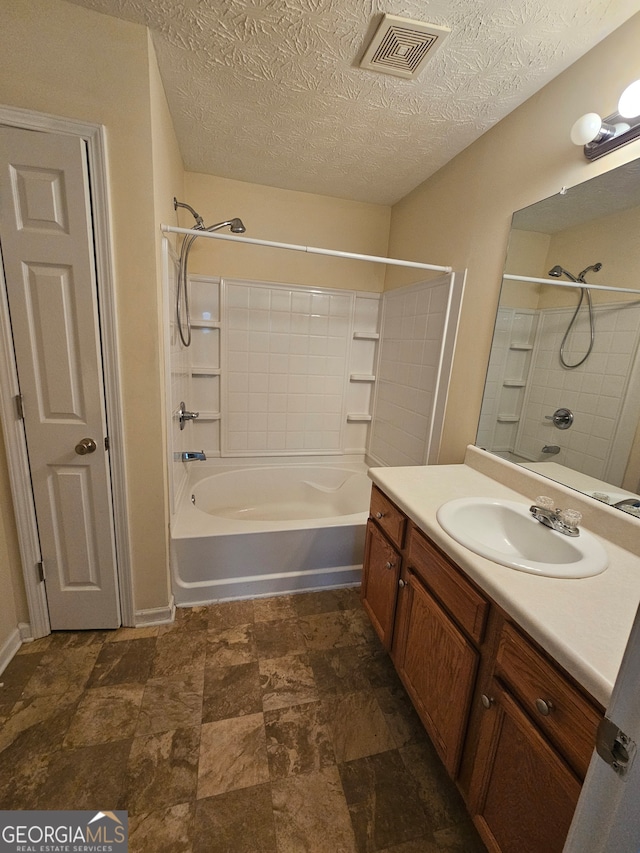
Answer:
596;717;636;776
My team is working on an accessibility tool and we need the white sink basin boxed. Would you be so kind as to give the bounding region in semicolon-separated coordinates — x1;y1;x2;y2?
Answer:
436;498;608;579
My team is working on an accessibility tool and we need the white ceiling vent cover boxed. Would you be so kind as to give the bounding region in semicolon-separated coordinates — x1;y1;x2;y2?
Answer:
360;14;450;79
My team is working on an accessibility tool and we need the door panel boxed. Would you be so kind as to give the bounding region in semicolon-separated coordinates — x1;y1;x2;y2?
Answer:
0;125;120;629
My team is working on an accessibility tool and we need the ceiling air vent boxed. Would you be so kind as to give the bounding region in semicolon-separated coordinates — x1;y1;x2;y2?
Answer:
360;14;450;79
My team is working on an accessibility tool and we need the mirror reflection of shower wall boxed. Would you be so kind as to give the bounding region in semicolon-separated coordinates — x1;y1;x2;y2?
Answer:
479;207;640;490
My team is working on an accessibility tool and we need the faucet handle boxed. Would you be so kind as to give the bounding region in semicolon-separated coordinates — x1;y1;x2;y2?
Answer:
559;508;582;528
535;496;555;510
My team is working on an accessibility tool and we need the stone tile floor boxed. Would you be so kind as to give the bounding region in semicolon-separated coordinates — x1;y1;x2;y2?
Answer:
0;587;486;852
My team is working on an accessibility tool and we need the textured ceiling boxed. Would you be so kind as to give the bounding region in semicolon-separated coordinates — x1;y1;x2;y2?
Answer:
67;0;640;205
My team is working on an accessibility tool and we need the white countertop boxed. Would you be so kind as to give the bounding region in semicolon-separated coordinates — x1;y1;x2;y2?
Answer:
368;449;640;709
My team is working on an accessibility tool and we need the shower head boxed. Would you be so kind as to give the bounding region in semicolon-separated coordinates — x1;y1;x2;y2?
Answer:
548;265;578;282
548;263;602;284
204;217;246;234
173;199;246;235
577;262;602;282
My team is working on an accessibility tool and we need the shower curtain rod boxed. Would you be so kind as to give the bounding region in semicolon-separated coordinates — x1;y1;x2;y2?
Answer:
504;273;640;297
161;224;452;273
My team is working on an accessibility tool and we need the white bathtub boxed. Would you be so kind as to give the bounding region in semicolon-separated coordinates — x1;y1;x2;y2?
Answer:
170;462;371;605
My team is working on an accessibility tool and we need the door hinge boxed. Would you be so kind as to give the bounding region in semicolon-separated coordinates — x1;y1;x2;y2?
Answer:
104;436;110;451
596;716;636;776
14;394;24;420
36;561;45;583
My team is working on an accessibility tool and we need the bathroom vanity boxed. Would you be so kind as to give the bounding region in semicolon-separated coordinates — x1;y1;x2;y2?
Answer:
362;447;640;853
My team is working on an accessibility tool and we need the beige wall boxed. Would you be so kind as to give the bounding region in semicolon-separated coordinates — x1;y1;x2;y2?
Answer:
182;173;391;292
502;230;551;308
0;0;173;626
540;206;640;308
386;12;640;463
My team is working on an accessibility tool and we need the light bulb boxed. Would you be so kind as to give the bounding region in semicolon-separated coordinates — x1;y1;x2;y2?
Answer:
618;79;640;119
570;113;604;145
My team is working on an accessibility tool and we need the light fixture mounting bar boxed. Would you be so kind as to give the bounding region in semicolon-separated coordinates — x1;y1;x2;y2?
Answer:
583;111;640;161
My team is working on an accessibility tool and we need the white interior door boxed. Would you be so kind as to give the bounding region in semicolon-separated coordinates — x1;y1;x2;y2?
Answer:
0;125;120;630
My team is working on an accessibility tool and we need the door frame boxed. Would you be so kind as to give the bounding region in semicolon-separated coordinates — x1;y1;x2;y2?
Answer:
0;105;134;636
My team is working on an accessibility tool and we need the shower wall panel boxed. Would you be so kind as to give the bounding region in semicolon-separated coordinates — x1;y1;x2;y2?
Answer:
515;301;640;484
369;278;452;467
221;280;378;456
167;247;190;514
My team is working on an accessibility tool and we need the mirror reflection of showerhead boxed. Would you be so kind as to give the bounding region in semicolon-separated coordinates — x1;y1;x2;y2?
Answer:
577;262;602;281
547;262;602;368
548;265;579;282
548;263;602;283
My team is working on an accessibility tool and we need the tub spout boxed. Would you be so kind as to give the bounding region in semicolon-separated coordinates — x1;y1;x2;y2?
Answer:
182;451;207;461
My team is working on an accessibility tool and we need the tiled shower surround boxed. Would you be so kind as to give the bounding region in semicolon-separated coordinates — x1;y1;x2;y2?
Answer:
224;282;360;455
479;302;640;483
369;278;453;467
169;266;460;492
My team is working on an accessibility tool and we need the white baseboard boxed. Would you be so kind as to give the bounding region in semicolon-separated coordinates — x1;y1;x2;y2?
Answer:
134;597;175;627
18;622;33;642
0;627;22;676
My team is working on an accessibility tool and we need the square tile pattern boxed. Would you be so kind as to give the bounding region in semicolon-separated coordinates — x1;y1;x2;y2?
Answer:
0;589;486;853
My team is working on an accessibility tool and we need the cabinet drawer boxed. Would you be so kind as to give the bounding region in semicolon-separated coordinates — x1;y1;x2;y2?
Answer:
370;486;406;550
408;527;489;645
496;622;602;779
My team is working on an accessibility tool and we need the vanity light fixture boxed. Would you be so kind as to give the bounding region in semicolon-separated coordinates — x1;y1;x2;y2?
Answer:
571;79;640;160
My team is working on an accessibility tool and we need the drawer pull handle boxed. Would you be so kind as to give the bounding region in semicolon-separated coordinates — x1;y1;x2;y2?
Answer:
535;698;554;716
385;561;395;569
398;578;406;588
481;694;495;709
375;511;385;519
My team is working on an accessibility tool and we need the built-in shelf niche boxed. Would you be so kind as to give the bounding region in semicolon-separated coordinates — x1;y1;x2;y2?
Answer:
345;293;381;452
476;307;538;454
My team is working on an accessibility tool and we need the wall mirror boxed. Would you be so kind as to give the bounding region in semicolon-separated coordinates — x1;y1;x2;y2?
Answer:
477;158;640;515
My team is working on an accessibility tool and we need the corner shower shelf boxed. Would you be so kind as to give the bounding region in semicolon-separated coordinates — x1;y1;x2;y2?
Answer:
509;344;533;351
190;320;220;329
350;373;376;382
497;415;520;423
347;413;373;422
353;331;380;340
503;380;526;387
191;366;221;376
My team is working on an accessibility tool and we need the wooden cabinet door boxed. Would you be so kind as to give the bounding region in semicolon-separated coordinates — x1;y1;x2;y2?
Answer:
361;519;401;649
469;679;581;853
395;570;479;776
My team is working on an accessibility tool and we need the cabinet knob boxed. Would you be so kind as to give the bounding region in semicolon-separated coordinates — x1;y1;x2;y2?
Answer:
481;694;495;710
398;578;406;588
384;561;395;570
375;511;385;519
535;698;554;716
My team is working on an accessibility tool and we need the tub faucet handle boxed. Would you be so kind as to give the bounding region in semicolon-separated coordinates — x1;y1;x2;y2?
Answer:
178;402;200;431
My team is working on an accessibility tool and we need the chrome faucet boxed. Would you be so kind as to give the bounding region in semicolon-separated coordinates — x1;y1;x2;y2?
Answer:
182;451;206;461
612;498;640;516
177;402;199;431
530;497;581;537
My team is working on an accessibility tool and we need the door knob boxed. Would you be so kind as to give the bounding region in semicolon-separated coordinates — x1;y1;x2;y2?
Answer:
75;437;97;455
